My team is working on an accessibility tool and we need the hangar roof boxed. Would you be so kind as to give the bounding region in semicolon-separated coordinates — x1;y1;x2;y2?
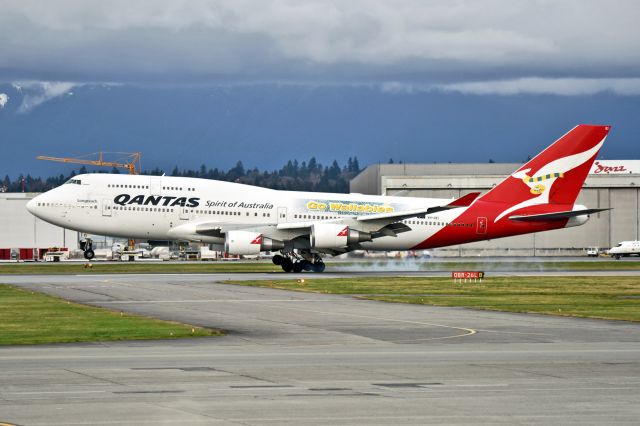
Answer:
350;160;640;195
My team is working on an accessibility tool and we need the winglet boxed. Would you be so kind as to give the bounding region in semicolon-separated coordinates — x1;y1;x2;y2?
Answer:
447;192;481;208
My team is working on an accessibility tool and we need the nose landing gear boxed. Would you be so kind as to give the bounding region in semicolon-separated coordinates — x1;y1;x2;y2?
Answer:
79;238;95;260
272;252;325;273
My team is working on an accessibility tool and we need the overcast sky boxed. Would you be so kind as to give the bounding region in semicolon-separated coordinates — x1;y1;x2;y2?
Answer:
1;0;639;87
0;1;638;176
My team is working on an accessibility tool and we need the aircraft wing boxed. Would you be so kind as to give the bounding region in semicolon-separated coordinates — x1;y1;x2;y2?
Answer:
357;192;480;223
169;221;260;241
275;192;481;231
193;223;225;237
276;220;323;230
271;192;480;241
187;192;480;242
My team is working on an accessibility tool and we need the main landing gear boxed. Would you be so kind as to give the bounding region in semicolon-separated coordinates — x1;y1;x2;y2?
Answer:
79;238;95;260
272;252;325;273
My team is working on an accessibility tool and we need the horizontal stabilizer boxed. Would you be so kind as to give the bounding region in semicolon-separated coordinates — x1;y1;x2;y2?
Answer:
509;208;610;222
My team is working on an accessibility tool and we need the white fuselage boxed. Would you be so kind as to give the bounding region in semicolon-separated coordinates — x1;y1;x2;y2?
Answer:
27;173;463;251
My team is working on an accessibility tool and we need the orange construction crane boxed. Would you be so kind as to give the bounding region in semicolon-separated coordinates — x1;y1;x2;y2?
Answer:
37;151;142;175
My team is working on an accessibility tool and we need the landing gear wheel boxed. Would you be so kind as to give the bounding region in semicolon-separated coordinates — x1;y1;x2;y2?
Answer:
614;254;621;260
272;254;284;265
281;258;293;272
292;261;304;273
300;260;313;271
84;249;95;260
313;262;325;273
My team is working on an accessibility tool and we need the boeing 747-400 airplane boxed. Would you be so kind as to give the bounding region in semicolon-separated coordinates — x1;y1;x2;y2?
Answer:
27;124;610;272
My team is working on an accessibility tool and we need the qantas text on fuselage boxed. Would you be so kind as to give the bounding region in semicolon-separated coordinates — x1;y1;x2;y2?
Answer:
27;124;610;272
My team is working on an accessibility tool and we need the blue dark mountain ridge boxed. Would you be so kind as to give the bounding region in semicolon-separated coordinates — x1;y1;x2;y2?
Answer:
0;83;637;178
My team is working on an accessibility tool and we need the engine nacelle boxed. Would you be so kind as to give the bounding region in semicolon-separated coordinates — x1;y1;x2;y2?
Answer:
225;231;284;255
310;224;372;249
565;204;589;228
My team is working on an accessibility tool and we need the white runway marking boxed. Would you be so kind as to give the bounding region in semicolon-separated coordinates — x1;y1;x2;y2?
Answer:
267;303;478;341
4;390;107;395
90;299;337;304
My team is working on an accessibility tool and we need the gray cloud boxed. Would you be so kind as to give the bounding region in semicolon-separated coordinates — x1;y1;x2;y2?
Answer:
435;77;640;96
381;77;640;96
12;81;78;112
0;0;639;83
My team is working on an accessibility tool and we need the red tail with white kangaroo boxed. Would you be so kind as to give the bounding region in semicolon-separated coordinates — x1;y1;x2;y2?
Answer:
414;124;610;249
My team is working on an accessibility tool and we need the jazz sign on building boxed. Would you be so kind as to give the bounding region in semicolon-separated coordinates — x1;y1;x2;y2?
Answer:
589;160;640;175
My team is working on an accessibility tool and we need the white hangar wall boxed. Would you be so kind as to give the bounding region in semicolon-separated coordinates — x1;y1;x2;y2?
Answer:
350;160;640;256
0;193;78;250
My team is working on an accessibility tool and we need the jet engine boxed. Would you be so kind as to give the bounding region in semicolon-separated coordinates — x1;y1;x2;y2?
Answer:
310;224;372;249
225;231;284;255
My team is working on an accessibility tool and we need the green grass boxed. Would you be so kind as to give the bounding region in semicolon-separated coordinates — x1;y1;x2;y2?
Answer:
227;276;640;322
0;284;223;345
0;261;281;275
0;259;638;275
335;260;640;271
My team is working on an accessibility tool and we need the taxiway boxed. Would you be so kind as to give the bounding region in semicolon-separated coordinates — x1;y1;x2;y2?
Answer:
1;272;639;425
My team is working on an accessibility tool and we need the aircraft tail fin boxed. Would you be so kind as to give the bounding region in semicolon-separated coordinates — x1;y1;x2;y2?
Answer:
479;125;610;219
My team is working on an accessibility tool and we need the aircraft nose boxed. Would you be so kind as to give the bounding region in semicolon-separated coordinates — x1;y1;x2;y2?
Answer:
26;196;40;216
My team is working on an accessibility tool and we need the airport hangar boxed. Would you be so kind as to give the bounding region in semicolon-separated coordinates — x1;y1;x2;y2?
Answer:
1;160;638;259
0;192;78;260
350;160;640;257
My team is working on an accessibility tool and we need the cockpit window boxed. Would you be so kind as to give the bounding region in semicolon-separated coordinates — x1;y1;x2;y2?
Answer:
65;179;82;185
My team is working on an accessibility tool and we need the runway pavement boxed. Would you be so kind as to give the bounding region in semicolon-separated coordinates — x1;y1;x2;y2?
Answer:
1;272;639;425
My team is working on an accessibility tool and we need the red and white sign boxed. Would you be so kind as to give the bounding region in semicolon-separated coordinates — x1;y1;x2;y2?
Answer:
452;271;484;280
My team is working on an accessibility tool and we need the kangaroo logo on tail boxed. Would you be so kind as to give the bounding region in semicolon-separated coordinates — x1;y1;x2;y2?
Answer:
522;172;564;195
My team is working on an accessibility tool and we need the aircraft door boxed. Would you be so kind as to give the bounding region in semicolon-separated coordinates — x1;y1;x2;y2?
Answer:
102;199;112;217
476;217;487;234
179;207;190;220
150;177;162;196
277;207;287;223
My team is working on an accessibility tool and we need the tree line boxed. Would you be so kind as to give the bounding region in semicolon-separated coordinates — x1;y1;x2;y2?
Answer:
0;157;361;193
